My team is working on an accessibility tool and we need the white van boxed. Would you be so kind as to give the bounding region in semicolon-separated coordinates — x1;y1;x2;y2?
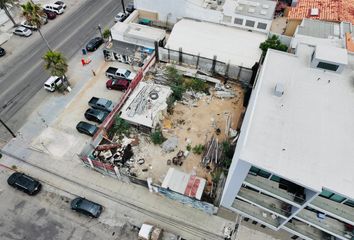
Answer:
44;76;63;92
43;4;64;14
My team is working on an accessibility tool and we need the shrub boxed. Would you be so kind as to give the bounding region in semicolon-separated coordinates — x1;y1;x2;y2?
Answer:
192;144;205;154
184;78;208;93
112;117;130;136
186;144;191;151
102;28;111;39
150;130;166;145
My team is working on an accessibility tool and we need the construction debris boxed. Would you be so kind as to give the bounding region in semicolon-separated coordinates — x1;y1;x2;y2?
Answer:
201;136;221;167
162;136;178;152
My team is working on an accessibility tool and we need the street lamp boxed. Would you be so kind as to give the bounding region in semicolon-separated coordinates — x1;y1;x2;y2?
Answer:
97;24;103;38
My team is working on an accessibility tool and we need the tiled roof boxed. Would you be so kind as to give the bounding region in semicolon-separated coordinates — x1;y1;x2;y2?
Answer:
288;0;354;24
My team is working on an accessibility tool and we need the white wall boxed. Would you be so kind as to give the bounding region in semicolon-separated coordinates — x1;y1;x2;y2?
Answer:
135;0;222;24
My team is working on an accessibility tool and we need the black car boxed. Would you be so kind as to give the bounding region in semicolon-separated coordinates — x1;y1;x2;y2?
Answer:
76;121;98;136
86;37;103;52
84;108;109;124
0;47;5;57
126;2;135;13
7;172;42;195
71;197;103;218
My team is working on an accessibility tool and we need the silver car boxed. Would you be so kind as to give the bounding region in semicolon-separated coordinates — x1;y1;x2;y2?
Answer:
14;26;32;37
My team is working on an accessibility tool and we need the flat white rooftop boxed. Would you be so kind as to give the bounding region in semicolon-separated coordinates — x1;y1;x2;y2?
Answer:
241;44;354;199
166;19;266;68
120;82;172;128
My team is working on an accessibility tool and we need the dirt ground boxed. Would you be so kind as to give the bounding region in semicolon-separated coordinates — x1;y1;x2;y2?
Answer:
131;83;245;184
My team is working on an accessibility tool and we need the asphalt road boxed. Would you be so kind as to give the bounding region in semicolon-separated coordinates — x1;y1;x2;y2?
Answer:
0;0;120;136
0;168;139;240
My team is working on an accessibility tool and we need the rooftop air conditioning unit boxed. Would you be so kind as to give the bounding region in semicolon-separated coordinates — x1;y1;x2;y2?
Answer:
310;8;319;16
248;7;256;13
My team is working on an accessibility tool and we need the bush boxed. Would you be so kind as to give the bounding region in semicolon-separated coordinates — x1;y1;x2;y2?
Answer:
102;28;111;39
184;78;208;93
186;144;191;151
171;84;185;101
192;144;205;154
112;117;130;136
166;66;183;85
221;140;235;168
150;130;166;145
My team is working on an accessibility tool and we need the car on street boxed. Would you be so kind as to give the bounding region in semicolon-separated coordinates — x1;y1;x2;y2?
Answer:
44;9;56;20
114;12;127;22
54;1;66;9
106;79;129;91
7;172;42;195
13;26;32;37
71;197;103;218
21;20;38;30
126;2;135;13
76;121;98;136
0;47;5;57
84;108;109;123
43;3;64;14
86;37;103;52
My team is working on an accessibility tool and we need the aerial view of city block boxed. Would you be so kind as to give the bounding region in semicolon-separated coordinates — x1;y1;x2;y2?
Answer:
0;0;353;239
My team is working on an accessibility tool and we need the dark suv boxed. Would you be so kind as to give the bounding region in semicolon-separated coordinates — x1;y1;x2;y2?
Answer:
71;197;103;218
84;108;109;123
7;172;42;195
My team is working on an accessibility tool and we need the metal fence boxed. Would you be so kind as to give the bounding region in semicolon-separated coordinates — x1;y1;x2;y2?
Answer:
158;47;253;86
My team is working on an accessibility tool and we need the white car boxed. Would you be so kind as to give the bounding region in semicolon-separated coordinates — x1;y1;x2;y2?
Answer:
43;3;64;14
21;20;38;30
13;26;32;37
114;12;127;22
54;1;66;9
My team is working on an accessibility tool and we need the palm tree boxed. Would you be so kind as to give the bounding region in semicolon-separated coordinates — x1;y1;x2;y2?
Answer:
43;50;68;79
21;1;51;51
0;0;17;26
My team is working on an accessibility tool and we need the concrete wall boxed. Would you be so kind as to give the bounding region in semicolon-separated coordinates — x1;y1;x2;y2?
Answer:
221;13;272;33
158;47;253;85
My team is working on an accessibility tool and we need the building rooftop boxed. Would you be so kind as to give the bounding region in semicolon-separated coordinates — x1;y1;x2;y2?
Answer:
166;19;266;68
288;0;354;25
223;0;276;20
120;82;172;129
240;44;354;199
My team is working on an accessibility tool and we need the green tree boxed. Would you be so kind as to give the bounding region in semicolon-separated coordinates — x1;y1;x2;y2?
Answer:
43;50;68;78
0;0;17;26
259;35;287;57
21;1;51;50
102;28;111;39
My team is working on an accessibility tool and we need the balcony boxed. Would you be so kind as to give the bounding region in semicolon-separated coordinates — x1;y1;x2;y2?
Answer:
237;186;293;219
232;198;281;229
284;218;333;240
296;208;353;240
309;197;354;225
244;174;305;207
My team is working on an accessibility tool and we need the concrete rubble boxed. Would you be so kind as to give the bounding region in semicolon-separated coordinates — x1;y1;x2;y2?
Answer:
162;136;178;153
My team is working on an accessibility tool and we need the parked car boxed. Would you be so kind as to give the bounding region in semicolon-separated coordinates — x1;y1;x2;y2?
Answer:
85;37;103;52
88;97;115;112
21;20;38;30
44;76;64;92
44;9;57;19
71;197;103;218
126;2;135;13
54;1;66;9
0;47;5;57
76;121;98;136
13;26;32;37
7;172;42;195
84;108;109;123
105;67;136;81
43;3;64;14
106;79;129;91
114;12;127;22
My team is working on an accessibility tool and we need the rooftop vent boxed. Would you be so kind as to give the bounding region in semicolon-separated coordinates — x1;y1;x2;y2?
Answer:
248;7;256;13
274;83;284;97
262;4;269;9
237;6;243;11
310;8;319;16
260;10;267;15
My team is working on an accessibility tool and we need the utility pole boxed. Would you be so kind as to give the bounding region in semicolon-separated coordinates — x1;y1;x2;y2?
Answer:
97;24;103;38
0;119;16;138
121;0;126;15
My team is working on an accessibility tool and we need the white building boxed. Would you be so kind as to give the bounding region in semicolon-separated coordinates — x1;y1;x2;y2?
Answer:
220;41;354;239
134;0;276;33
166;19;266;68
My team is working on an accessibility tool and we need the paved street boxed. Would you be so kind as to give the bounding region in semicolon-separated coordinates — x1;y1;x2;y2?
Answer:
0;167;139;240
0;0;121;138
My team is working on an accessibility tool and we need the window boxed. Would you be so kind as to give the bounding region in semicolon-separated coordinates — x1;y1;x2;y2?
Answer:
320;190;333;198
330;194;345;203
223;15;232;23
317;62;339;71
249;166;271;178
257;22;267;30
234;17;243;25
245;20;255;27
270;175;281;182
344;200;354;208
